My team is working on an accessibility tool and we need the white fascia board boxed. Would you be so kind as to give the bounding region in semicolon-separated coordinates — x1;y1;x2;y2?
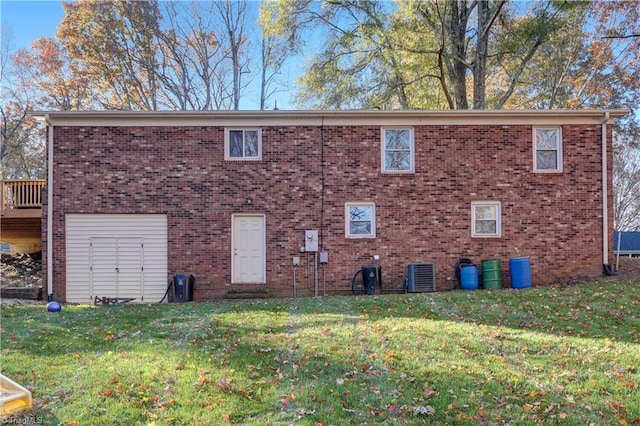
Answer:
30;109;630;128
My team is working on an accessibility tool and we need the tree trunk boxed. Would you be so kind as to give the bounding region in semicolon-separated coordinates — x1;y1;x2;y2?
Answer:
449;1;469;109
473;0;490;109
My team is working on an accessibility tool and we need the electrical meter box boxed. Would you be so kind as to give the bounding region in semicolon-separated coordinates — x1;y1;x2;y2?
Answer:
305;230;318;252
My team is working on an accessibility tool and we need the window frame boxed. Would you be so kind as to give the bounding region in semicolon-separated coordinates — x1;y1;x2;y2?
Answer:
345;202;376;239
225;128;262;160
381;127;415;173
533;127;563;173
471;201;502;238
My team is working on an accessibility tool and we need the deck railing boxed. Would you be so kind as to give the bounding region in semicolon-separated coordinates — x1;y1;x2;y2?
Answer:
1;180;46;212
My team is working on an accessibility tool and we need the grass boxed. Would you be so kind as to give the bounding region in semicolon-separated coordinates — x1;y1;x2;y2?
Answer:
1;279;639;425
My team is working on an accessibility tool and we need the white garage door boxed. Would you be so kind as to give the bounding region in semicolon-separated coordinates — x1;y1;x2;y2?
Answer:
66;214;168;303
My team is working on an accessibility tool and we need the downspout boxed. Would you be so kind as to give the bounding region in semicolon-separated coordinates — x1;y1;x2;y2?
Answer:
46;115;54;300
616;230;621;271
602;112;610;269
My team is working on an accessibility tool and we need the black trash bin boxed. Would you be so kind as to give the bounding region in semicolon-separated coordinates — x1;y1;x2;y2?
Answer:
362;264;382;295
172;274;195;302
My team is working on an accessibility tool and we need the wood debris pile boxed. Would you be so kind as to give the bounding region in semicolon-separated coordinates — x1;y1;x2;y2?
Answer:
0;252;42;289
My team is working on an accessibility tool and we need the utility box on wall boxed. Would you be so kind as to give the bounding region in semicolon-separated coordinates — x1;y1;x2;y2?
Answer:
305;230;318;252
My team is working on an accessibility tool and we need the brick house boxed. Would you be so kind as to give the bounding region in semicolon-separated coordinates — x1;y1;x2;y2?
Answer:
34;109;628;303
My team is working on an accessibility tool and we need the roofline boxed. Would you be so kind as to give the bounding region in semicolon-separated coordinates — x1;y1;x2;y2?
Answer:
30;108;630;127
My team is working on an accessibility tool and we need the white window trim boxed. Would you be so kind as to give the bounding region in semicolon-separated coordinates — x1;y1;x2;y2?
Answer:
381;127;415;173
225;128;262;160
471;201;502;238
533;127;563;173
345;202;376;238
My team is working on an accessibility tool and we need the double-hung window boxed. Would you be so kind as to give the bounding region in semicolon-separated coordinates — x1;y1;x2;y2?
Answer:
382;127;414;173
225;128;261;160
471;201;502;238
533;127;562;172
346;202;376;238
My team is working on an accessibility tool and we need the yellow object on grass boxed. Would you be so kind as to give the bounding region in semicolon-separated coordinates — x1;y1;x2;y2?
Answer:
0;374;33;417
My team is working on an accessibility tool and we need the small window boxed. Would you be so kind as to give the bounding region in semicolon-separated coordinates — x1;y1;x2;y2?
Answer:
225;128;261;160
534;127;562;172
346;202;376;238
382;127;414;173
472;201;501;238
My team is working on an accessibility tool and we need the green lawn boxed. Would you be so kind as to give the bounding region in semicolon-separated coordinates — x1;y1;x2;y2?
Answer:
1;279;639;425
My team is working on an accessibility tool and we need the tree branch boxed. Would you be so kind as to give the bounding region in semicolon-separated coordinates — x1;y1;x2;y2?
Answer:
603;33;640;39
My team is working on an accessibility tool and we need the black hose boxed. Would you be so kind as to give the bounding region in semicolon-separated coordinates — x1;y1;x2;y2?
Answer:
159;278;173;303
351;269;363;295
454;258;473;289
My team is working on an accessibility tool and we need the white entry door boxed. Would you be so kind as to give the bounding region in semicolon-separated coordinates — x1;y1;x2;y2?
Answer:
232;215;265;283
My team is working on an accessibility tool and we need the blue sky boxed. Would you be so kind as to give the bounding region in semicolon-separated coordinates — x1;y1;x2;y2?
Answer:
1;1;65;49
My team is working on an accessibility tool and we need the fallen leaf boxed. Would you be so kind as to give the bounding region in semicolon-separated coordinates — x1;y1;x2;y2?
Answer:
280;396;291;409
423;384;436;398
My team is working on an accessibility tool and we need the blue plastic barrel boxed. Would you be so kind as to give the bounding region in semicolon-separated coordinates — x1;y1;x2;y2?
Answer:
460;264;479;290
509;257;532;289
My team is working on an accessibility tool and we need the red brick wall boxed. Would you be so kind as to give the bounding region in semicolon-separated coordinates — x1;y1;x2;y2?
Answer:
46;122;611;300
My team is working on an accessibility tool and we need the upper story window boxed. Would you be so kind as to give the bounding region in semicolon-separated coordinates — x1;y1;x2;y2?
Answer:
471;201;502;238
534;127;562;172
225;128;261;160
382;127;414;173
346;202;376;238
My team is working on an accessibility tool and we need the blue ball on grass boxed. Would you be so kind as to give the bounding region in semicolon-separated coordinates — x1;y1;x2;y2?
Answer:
46;301;62;312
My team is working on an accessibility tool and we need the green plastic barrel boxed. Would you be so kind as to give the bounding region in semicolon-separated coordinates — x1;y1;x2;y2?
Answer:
481;259;502;289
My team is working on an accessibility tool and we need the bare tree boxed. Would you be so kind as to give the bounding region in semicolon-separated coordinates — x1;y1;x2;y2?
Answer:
257;1;301;110
156;1;229;110
614;123;640;231
214;0;251;110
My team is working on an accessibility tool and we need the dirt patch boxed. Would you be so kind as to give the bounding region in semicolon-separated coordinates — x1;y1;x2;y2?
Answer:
613;257;640;279
0;298;44;306
551;258;640;286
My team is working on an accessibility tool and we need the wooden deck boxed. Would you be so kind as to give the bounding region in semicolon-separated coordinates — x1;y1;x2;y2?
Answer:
1;180;44;253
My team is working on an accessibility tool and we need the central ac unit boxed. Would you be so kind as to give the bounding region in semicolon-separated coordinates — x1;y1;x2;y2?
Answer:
405;263;436;293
